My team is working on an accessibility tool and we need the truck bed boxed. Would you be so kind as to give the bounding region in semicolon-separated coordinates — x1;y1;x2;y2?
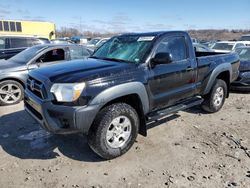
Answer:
196;51;239;65
195;51;240;95
195;51;225;57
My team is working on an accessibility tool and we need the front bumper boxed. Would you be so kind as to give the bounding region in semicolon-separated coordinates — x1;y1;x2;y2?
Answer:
24;89;100;134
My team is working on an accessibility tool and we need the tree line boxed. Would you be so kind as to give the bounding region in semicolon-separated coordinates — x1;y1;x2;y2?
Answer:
56;27;250;41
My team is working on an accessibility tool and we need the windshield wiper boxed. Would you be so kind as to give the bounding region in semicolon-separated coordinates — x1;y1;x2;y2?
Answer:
90;56;133;63
101;57;133;63
89;56;101;59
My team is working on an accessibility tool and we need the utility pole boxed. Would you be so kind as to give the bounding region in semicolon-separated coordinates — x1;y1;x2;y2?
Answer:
79;16;83;35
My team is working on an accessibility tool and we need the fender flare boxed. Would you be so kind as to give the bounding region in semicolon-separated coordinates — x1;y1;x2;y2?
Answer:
90;82;150;114
203;63;232;95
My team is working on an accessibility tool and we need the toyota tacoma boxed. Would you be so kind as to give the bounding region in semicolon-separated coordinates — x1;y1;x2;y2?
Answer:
24;31;240;159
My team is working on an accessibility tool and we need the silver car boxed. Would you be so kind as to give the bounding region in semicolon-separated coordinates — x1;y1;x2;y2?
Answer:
0;44;91;105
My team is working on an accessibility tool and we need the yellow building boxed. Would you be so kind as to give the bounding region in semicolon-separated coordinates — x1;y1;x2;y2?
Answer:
0;20;56;39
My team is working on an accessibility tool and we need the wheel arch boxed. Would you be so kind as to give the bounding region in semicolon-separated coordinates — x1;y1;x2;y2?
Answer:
100;93;147;136
0;77;25;89
203;63;232;97
89;82;150;136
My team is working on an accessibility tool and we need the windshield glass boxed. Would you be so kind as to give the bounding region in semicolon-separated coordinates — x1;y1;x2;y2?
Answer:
9;46;46;64
239;36;250;41
235;48;250;61
211;43;234;51
92;35;154;64
88;38;101;45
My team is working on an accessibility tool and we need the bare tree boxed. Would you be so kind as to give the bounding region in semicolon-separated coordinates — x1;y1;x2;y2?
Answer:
56;27;250;41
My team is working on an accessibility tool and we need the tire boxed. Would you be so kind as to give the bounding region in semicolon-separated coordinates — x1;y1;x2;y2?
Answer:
88;103;139;159
0;80;24;106
201;79;227;113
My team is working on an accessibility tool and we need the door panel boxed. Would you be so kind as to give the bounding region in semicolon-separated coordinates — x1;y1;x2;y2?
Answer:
148;36;196;110
149;60;196;109
28;48;67;70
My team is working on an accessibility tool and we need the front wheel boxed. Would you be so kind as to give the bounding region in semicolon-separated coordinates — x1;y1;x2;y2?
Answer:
0;80;24;106
201;79;227;113
87;103;139;159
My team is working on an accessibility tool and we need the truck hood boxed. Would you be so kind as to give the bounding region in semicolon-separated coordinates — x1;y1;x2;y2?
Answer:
239;60;250;72
31;58;137;83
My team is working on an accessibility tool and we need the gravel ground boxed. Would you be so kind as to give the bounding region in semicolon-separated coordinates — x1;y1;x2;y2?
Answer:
0;93;250;188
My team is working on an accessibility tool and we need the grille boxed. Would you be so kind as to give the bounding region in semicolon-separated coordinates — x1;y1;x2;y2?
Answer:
27;77;47;99
25;101;43;120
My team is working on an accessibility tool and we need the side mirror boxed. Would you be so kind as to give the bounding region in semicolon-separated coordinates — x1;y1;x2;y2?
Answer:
151;52;173;65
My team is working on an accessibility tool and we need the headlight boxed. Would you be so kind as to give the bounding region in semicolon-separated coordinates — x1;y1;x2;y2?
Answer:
50;83;86;102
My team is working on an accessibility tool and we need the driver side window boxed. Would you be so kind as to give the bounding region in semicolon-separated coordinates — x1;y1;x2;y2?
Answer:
155;36;187;62
36;48;65;63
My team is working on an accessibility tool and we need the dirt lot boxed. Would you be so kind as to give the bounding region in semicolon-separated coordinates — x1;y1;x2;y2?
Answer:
0;93;250;188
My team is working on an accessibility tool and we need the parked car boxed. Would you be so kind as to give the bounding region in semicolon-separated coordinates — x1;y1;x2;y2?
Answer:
0;44;91;105
24;31;239;159
211;41;250;53
85;38;110;50
71;36;83;44
191;38;199;43
231;46;250;91
86;37;101;47
206;41;218;48
193;43;214;52
94;38;110;49
51;38;73;44
37;37;50;44
0;36;47;60
239;34;250;42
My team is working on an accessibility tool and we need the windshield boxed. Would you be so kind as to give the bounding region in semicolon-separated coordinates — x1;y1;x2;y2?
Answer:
9;46;46;64
88;38;101;45
92;35;154;64
235;48;250;61
211;43;234;51
239;36;250;41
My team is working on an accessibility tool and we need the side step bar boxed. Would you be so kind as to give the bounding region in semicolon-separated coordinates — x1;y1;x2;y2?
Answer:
147;97;204;122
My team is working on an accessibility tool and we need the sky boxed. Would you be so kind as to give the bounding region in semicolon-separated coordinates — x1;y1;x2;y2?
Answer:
0;0;249;33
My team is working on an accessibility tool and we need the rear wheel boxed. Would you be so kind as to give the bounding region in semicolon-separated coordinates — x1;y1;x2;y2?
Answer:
0;80;24;106
87;103;139;159
201;79;227;113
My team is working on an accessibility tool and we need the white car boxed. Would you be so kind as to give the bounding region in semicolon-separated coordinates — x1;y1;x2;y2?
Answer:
211;41;250;53
85;38;110;50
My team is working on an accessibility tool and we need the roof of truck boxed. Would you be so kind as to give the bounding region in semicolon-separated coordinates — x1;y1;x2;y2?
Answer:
122;31;188;37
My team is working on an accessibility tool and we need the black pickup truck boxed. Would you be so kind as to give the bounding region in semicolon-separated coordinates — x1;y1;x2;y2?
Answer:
24;31;240;159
